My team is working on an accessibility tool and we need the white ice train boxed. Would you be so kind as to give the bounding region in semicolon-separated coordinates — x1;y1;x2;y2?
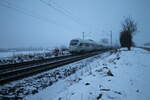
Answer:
69;38;107;54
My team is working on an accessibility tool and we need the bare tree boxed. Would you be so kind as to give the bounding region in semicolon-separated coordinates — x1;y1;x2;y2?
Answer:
120;17;137;50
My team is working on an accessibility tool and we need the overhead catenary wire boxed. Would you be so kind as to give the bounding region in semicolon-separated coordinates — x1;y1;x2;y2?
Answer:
0;0;93;37
52;1;73;16
40;0;78;24
0;0;70;31
50;0;80;21
39;0;90;29
51;1;96;38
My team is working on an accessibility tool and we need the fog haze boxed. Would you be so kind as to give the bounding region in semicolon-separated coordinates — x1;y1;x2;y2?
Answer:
0;0;150;48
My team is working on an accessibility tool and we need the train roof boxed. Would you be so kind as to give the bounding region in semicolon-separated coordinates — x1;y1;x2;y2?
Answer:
71;38;103;46
71;38;95;43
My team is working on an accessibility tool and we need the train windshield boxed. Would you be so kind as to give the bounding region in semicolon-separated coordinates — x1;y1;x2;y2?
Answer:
70;40;79;46
79;43;90;47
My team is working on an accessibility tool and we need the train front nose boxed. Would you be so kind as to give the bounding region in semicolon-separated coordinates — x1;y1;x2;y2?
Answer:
69;39;80;53
69;45;77;53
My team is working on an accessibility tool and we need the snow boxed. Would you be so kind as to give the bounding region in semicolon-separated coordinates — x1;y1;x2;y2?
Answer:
0;49;70;65
24;48;150;100
142;45;150;48
0;50;46;58
0;51;109;99
0;50;50;65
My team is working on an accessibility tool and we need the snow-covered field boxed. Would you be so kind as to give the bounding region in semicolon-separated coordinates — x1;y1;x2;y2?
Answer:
24;48;150;100
1;48;150;100
0;50;47;58
0;49;69;65
0;50;50;65
0;50;110;99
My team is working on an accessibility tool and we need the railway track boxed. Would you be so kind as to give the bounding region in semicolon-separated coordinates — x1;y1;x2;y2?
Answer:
0;50;109;85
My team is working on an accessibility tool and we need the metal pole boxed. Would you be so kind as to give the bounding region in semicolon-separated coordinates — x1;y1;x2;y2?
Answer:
110;31;112;47
82;32;84;40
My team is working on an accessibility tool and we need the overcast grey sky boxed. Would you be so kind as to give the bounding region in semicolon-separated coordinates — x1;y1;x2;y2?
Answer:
0;0;150;48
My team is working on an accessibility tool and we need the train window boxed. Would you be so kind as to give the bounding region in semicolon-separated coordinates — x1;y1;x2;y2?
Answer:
79;43;89;47
70;42;77;45
70;40;79;45
85;43;89;47
79;43;84;46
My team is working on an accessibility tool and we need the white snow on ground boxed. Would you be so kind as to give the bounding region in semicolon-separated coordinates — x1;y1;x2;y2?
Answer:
0;50;50;65
25;48;150;100
143;45;150;48
0;50;47;58
0;49;70;65
0;51;109;99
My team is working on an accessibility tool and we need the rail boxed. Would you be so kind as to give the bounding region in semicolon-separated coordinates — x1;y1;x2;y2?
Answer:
0;50;110;84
